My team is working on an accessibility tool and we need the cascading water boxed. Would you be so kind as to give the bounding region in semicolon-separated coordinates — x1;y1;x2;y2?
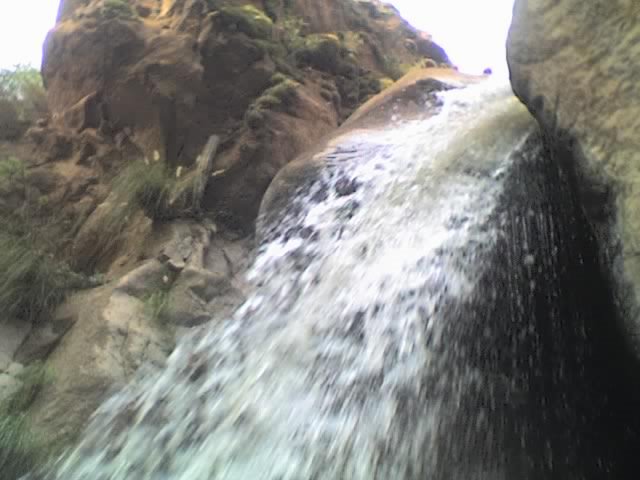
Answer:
39;80;640;479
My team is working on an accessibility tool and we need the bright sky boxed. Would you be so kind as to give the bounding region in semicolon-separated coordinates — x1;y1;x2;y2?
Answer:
0;0;60;69
390;0;515;75
0;0;514;74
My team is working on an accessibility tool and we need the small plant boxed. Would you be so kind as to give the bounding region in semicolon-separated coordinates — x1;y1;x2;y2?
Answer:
101;0;135;20
0;156;24;187
143;290;170;324
111;159;176;221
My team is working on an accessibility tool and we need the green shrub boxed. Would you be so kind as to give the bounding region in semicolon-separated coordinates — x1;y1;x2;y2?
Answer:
218;5;273;39
0;65;47;129
101;0;135;20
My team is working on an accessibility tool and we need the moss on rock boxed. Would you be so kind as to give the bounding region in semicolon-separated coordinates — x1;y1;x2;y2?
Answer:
218;5;274;40
244;77;299;129
294;34;343;73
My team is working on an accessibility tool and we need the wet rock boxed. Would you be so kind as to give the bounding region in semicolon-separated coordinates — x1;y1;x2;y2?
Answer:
335;177;359;197
508;1;640;333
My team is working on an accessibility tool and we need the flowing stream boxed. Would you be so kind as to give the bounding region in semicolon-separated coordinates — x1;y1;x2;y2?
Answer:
41;81;640;479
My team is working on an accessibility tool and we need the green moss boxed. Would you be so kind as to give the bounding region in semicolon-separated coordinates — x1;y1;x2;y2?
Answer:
270;72;289;86
245;78;299;129
101;0;135;20
218;5;273;39
252;38;287;60
280;16;307;54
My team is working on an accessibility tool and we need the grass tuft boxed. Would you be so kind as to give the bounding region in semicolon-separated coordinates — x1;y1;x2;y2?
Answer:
0;235;77;324
0;363;53;479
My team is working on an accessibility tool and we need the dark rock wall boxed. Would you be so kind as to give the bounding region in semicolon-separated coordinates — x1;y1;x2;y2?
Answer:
436;131;640;478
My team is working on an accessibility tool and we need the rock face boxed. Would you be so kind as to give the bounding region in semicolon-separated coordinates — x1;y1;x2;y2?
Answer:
27;219;251;447
42;0;449;231
507;2;640;341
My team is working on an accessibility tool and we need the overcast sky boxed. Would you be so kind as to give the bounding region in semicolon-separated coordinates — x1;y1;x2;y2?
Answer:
390;0;515;75
0;0;59;69
0;0;514;74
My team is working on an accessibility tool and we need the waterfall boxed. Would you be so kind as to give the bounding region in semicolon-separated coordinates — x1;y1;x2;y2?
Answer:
40;80;640;479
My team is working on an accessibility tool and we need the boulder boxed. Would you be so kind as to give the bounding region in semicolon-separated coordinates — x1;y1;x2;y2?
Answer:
507;2;640;338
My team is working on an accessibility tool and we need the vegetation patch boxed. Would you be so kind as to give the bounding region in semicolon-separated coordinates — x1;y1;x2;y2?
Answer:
218;5;274;39
143;289;171;324
379;77;395;90
0;233;78;324
112;159;177;221
0;363;53;480
0;157;82;324
101;0;136;20
244;77;299;129
0;65;47;137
